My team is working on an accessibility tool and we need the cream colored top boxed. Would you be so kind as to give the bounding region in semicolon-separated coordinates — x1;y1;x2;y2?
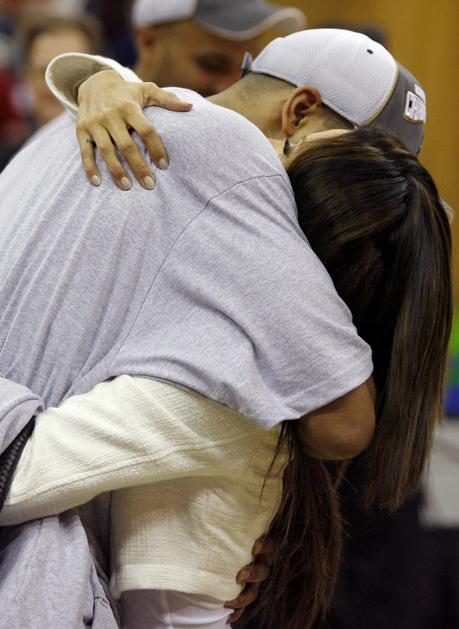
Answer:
0;376;286;600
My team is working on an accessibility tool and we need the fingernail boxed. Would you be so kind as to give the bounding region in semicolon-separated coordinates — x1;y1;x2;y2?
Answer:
120;177;132;190
143;176;155;190
91;175;101;186
158;158;168;170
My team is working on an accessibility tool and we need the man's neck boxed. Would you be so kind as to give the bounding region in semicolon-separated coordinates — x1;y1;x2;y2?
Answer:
208;86;280;138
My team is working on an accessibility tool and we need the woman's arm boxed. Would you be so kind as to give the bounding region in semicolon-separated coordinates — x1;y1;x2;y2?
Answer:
46;53;192;189
1;373;375;527
0;375;260;526
45;52;141;117
0;375;273;619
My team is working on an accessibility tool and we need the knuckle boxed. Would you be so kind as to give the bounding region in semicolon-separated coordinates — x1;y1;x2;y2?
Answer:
86;115;102;128
98;107;121;124
149;144;164;158
145;82;159;93
137;169;153;180
81;150;94;161
112;167;126;180
119;101;136;116
118;141;136;154
80;143;92;154
98;144;113;156
98;114;112;126
130;161;149;173
140;126;157;140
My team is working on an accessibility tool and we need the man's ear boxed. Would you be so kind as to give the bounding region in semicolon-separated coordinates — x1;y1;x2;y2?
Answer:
281;86;323;136
136;26;161;52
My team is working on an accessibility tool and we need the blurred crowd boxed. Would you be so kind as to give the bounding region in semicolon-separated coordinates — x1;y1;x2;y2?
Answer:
0;0;137;168
0;1;457;628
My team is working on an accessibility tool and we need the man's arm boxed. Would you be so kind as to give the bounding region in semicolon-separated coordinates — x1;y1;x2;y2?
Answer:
46;53;192;189
300;377;375;460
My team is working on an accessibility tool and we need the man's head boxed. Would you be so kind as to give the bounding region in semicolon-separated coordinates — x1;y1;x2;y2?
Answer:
20;14;100;126
131;0;306;96
221;29;427;155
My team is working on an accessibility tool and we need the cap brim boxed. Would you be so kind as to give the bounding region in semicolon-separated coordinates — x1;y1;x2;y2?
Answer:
196;4;306;41
367;63;426;155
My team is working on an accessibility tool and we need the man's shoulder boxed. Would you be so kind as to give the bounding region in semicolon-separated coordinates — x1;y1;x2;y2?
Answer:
175;89;269;143
144;89;283;180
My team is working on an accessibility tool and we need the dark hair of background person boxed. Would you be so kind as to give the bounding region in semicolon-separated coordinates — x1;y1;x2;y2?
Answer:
17;13;103;63
0;13;103;172
86;0;136;66
244;127;453;629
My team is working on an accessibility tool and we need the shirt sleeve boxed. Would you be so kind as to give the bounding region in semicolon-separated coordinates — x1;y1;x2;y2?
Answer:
45;53;141;117
0;376;266;526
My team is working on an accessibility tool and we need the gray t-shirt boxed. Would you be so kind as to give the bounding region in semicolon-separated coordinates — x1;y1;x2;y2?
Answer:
0;89;372;428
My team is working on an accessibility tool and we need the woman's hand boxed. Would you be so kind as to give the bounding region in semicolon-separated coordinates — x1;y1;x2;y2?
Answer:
224;535;275;624
76;70;193;190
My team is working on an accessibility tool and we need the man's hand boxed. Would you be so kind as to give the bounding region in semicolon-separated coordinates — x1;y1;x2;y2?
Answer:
76;70;192;190
224;536;275;624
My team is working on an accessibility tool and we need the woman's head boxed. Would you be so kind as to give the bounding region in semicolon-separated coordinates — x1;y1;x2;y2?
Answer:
287;126;452;509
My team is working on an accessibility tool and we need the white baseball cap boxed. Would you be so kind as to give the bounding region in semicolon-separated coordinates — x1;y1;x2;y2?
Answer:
245;29;426;154
132;0;306;40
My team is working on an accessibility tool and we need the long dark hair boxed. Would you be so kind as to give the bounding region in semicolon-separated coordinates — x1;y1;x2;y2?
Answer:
248;127;452;629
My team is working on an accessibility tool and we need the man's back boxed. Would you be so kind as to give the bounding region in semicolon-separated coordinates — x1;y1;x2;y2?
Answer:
0;92;274;401
0;90;371;424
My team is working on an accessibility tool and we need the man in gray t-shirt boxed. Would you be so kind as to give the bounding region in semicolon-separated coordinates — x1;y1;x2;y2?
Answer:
0;85;370;427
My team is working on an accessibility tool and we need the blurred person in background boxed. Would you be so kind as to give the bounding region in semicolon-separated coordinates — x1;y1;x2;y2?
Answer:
0;0;30;156
129;0;306;96
0;67;28;150
0;0;89;51
0;13;101;170
86;0;137;66
19;13;100;126
1;0;306;160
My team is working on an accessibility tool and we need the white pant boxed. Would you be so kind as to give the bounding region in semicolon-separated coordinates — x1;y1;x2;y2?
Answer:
121;590;231;629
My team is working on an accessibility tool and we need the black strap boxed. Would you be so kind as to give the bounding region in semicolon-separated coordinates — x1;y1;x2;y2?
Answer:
0;417;35;513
